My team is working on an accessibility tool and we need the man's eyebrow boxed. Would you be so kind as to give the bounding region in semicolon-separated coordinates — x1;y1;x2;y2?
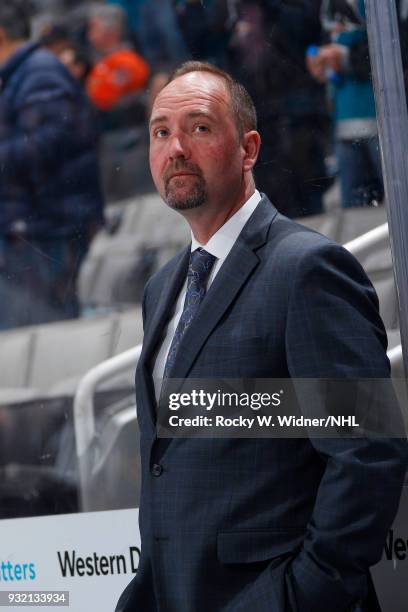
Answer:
149;111;216;128
186;111;215;122
149;115;168;128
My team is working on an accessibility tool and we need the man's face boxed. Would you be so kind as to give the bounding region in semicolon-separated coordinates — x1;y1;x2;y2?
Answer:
149;72;246;213
88;17;112;54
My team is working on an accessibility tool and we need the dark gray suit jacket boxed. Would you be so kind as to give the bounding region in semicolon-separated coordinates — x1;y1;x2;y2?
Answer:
117;196;407;612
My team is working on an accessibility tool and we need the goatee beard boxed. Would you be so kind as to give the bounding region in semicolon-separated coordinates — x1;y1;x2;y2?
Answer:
165;175;208;210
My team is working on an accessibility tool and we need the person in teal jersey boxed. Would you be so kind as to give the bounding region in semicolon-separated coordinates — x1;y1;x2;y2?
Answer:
308;0;383;208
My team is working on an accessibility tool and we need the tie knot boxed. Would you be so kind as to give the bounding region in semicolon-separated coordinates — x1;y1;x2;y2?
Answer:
188;248;216;283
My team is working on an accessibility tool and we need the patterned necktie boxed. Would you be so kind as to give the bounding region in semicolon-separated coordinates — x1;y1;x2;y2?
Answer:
163;248;216;379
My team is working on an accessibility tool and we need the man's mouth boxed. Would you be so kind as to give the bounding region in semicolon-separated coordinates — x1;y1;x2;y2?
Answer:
169;173;198;179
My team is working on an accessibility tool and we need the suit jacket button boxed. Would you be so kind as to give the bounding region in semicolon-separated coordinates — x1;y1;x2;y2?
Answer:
152;463;163;477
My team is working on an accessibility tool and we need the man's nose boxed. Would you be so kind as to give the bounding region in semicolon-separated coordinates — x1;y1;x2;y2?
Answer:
168;132;190;160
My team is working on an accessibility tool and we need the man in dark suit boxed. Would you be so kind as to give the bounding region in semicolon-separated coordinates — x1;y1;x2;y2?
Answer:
116;61;407;612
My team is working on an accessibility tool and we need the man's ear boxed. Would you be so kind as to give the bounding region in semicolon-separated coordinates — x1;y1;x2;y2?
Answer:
242;130;262;173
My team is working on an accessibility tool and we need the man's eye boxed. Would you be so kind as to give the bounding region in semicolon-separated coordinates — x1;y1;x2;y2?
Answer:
194;125;209;133
155;129;168;138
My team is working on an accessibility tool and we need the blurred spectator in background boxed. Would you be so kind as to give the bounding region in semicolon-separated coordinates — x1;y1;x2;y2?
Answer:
216;0;331;218
175;0;211;60
107;0;144;51
137;0;189;71
307;0;383;208
40;21;71;55
86;4;149;115
40;21;92;84
0;1;104;330
59;43;92;83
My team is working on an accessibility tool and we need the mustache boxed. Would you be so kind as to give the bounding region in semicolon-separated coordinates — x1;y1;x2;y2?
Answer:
163;161;203;186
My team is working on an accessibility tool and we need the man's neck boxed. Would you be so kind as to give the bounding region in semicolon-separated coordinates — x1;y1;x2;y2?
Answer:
0;39;26;66
187;181;256;245
100;40;124;57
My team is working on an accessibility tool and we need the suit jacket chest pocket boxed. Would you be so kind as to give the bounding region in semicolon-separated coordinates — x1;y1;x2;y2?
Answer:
196;309;282;375
202;327;264;371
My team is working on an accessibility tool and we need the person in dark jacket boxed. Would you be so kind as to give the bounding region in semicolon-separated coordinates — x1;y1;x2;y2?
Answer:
0;1;104;329
216;0;331;218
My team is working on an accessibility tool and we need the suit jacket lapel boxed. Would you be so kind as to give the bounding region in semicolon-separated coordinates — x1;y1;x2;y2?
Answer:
141;246;190;366
138;246;190;427
168;196;278;380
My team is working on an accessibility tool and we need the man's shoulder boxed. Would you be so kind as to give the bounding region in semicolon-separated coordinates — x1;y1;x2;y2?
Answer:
11;46;76;103
249;195;338;253
264;210;372;297
262;204;345;263
248;198;368;285
11;45;66;79
23;45;60;68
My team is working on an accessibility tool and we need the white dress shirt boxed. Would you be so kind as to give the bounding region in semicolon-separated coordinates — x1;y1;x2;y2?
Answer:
152;190;262;400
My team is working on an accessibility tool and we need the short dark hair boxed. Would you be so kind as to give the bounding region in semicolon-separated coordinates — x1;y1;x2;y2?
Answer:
40;22;70;47
169;61;257;138
0;1;32;40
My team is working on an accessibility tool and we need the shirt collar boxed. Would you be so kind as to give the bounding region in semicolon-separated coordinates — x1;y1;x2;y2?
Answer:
191;190;261;259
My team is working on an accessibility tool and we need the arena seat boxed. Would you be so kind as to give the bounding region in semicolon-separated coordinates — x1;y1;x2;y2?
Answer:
0;308;143;402
100;127;154;202
28;316;115;390
338;205;387;244
298;204;387;243
0;388;42;405
77;194;189;310
80;239;155;306
0;328;33;388
112;309;144;355
296;208;342;242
